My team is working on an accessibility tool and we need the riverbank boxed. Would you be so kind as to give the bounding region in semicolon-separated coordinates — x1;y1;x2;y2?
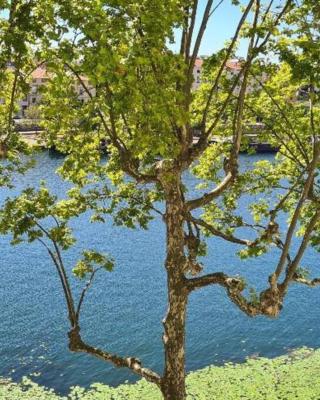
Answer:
1;347;319;399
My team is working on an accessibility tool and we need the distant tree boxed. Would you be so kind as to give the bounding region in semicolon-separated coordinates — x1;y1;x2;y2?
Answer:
2;1;320;400
24;104;41;120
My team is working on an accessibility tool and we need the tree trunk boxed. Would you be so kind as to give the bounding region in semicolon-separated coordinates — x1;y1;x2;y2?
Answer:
161;273;188;400
160;174;188;400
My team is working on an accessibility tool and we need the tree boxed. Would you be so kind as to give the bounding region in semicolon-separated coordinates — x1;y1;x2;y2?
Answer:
1;1;320;399
0;0;55;184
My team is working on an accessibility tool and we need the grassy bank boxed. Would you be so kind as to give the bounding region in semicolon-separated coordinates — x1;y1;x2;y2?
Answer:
1;348;320;399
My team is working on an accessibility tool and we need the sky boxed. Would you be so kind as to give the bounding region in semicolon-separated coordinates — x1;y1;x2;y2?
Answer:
171;0;251;58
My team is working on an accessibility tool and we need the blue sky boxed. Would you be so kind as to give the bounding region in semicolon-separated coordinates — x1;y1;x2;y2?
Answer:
171;0;253;58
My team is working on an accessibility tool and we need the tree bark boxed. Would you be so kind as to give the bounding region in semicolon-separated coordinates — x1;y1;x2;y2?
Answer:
160;173;188;400
161;273;188;400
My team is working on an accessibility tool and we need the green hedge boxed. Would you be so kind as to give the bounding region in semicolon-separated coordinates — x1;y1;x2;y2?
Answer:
1;348;320;399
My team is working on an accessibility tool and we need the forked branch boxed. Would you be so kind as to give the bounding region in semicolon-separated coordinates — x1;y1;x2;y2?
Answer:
35;219;161;386
187;272;283;318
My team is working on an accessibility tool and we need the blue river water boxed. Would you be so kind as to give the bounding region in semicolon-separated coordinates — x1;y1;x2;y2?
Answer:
0;151;320;395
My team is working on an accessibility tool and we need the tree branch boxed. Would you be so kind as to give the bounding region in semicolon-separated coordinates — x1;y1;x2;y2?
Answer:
68;327;161;386
242;96;307;169
186;271;281;317
180;6;190;58
187;264;291;318
274;147;320;279
186;7;259;211
292;276;320;287
200;0;255;131
187;271;243;291
185;172;235;210
254;0;293;53
282;208;320;289
185;1;198;60
249;71;310;163
36;236;77;327
188;0;214;82
188;216;252;246
64;62;156;184
75;267;103;321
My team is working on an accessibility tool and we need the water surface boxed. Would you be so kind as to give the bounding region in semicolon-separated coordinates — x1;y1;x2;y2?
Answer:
0;152;319;394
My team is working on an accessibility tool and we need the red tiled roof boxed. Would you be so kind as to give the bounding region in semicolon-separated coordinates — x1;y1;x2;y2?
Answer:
31;67;90;82
226;59;242;71
194;58;204;68
194;58;242;71
31;67;48;79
